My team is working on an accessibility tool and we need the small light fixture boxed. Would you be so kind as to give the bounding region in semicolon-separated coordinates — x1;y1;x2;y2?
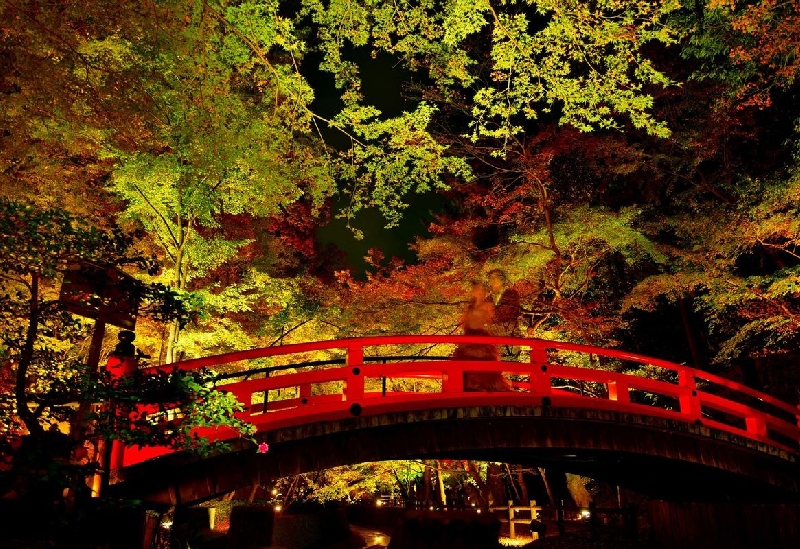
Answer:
274;505;282;512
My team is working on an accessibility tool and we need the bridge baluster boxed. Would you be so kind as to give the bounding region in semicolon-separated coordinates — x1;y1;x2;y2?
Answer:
745;416;768;438
529;346;548;366
607;381;629;402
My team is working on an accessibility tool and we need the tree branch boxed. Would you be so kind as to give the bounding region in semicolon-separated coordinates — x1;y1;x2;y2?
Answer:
15;272;42;435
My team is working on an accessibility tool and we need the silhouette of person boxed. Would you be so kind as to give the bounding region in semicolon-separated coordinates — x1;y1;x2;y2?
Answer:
106;330;144;378
453;282;498;361
453;282;512;391
110;330;136;357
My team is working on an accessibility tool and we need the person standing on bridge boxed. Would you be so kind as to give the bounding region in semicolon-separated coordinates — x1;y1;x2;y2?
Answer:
453;281;497;361
453;281;512;391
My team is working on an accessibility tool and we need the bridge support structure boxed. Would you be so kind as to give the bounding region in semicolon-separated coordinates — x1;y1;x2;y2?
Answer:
109;404;800;506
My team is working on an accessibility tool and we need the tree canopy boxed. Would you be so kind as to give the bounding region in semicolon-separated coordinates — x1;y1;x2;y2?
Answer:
2;0;800;536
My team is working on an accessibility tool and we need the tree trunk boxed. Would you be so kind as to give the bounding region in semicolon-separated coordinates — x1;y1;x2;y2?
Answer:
282;475;301;508
436;462;447;507
165;230;188;365
487;463;506;506
247;484;259;504
516;465;530;505
679;297;706;369
393;471;410;507
538;467;556;509
16;273;42;435
165;318;181;364
466;461;489;507
422;462;433;506
505;464;522;503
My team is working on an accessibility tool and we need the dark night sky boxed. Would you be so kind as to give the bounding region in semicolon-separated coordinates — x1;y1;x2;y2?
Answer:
316;192;446;276
307;48;444;276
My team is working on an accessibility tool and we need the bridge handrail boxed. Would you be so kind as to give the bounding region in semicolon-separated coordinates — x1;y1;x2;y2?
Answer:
219;359;792;427
157;335;798;416
120;335;799;467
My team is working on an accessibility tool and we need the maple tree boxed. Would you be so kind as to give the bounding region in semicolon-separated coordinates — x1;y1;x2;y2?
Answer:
1;0;689;364
679;0;800;107
2;0;800;537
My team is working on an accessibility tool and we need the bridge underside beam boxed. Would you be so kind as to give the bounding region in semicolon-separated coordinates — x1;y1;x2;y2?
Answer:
109;406;800;506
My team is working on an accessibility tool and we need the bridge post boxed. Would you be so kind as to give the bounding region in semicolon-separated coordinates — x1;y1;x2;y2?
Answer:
99;355;141;491
527;345;551;395
528;344;548;367
677;368;702;421
529;500;543;541
442;365;464;393
345;344;364;401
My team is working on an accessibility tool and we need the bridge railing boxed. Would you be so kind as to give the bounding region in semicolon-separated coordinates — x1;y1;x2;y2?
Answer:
118;336;800;466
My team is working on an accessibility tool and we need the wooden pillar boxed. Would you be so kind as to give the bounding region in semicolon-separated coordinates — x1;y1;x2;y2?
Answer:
528;345;550;395
71;319;107;497
529;500;543;541
508;501;515;538
443;364;464;393
345;345;364;401
678;368;702;420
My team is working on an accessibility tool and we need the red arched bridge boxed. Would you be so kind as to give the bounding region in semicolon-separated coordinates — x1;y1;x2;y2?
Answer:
108;335;800;505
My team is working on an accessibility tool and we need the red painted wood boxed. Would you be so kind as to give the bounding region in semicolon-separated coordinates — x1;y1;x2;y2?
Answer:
116;335;800;467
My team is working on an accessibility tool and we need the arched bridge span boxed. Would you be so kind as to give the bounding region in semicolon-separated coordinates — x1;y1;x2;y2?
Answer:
108;336;800;505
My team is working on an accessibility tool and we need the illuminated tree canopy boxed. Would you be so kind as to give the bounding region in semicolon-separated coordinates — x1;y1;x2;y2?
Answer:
1;0;800;541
